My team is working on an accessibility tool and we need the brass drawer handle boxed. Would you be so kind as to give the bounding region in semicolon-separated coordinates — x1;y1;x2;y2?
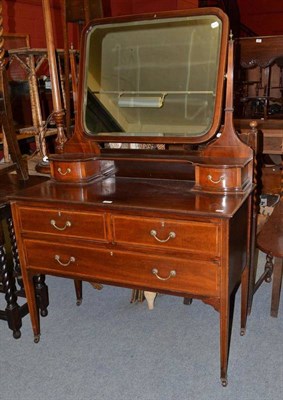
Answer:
57;167;71;176
50;219;72;231
54;255;75;267
152;268;176;281
150;229;176;243
207;174;225;184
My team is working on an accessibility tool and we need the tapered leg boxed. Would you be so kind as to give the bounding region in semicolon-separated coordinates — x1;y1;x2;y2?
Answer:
25;273;41;342
74;279;82;306
270;258;283;317
240;265;249;336
219;298;230;387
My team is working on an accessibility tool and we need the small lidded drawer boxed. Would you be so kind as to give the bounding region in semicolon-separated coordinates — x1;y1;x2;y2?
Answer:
17;206;107;241
194;162;252;193
49;153;115;183
112;215;220;256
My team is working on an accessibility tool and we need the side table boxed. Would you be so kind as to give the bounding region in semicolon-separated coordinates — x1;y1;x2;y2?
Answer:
0;174;49;338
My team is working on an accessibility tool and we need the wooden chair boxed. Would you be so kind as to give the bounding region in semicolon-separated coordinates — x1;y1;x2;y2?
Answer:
256;197;283;317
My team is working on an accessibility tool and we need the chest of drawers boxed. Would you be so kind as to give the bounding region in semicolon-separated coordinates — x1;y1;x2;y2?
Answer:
10;177;252;386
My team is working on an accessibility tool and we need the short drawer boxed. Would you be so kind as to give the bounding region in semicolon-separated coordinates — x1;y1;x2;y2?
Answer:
194;163;252;192
18;206;107;241
24;239;219;297
112;215;220;257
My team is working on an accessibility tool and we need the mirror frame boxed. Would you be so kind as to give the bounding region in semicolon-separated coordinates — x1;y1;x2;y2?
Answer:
75;7;229;145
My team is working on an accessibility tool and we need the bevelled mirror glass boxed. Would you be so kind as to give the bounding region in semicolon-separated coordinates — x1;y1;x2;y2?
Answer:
83;11;226;140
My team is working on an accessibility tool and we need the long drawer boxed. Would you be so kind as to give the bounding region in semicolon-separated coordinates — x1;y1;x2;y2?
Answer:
24;239;219;297
17;206;107;241
112;215;220;256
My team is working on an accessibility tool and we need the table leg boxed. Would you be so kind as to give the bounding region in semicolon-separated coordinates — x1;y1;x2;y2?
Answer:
240;265;249;336
7;216;25;292
74;279;82;305
24;273;41;342
270;257;282;317
34;274;49;317
219;296;230;387
0;241;22;338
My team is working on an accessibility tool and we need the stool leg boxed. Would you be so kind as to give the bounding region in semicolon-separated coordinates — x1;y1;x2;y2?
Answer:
270;257;283;318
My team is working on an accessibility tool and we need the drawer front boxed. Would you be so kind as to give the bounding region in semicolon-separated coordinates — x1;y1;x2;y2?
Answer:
50;159;100;183
196;166;240;190
112;215;219;256
24;239;219;297
18;207;107;241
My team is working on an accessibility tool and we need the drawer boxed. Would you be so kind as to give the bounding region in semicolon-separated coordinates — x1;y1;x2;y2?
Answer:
112;215;220;257
194;163;252;192
49;154;99;183
18;206;107;241
24;239;219;297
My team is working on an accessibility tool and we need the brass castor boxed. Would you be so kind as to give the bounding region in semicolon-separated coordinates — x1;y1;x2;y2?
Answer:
240;328;246;336
13;330;21;339
76;299;82;306
34;334;40;343
221;377;228;387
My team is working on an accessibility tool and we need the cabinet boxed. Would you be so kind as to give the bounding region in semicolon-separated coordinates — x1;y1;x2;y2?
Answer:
11;177;252;387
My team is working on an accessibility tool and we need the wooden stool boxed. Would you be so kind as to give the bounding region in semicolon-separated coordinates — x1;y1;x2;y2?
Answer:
256;198;283;317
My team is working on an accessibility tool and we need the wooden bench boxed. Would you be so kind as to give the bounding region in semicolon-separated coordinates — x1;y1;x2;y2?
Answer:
256;198;283;317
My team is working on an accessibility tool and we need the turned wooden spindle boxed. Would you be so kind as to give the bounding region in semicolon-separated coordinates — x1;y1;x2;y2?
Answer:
0;2;29;179
0;1;4;70
42;0;67;153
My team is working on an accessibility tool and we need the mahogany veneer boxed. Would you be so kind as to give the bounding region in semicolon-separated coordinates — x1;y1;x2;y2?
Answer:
9;8;255;387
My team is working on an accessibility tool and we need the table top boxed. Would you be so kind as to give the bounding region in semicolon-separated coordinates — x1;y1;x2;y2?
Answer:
257;198;283;258
0;174;48;206
9;176;251;219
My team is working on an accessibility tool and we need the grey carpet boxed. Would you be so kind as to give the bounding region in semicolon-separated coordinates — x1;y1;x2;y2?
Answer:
1;253;282;400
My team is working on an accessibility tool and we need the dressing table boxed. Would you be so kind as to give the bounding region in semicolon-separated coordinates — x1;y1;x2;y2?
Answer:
9;8;255;386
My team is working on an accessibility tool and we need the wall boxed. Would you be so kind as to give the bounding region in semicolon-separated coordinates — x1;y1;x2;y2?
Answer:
110;0;198;16
238;0;283;36
2;0;64;48
3;0;283;50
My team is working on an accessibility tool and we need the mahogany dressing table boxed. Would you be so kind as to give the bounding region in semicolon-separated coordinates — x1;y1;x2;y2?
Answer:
9;8;255;386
